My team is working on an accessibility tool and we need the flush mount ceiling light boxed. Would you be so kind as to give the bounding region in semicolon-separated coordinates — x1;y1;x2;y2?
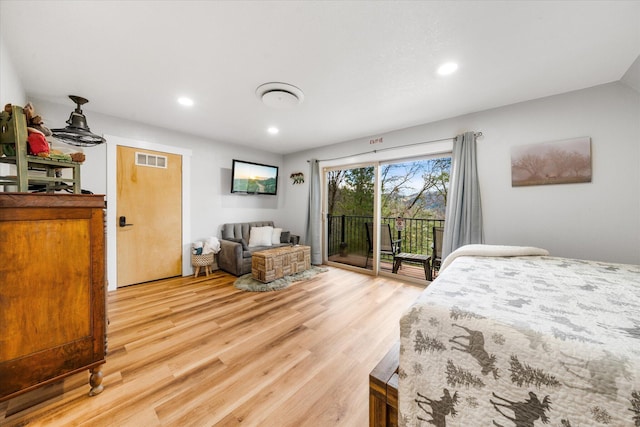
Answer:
267;126;279;135
256;82;304;109
437;62;459;76
51;95;106;146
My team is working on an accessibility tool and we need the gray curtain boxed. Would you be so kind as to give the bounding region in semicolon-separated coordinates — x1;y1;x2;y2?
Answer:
306;159;322;265
442;131;484;259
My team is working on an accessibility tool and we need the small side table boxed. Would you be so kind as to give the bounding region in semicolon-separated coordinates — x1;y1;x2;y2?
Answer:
191;252;215;278
392;253;431;280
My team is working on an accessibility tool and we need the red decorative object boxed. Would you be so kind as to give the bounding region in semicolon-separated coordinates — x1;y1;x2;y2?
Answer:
27;131;49;155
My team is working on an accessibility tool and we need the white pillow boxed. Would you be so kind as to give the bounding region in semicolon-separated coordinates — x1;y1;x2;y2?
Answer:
248;226;273;247
202;236;221;254
271;227;283;245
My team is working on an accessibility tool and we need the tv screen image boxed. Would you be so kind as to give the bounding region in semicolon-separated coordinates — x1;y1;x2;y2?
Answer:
231;160;279;195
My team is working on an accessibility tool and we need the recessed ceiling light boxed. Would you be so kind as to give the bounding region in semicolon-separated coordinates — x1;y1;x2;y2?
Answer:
437;62;458;76
267;127;279;135
177;97;194;107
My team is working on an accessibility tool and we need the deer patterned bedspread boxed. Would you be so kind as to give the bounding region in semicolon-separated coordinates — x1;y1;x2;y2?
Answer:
398;254;640;427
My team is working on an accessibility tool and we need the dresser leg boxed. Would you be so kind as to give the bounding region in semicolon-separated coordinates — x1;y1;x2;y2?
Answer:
89;365;104;396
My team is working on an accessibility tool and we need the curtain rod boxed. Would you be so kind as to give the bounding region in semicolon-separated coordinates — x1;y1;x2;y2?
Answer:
308;131;482;163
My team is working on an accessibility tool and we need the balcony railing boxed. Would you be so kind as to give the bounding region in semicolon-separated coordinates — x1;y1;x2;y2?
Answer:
327;214;444;261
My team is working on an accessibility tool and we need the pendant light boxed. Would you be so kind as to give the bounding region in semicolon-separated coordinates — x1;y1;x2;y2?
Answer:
51;95;106;146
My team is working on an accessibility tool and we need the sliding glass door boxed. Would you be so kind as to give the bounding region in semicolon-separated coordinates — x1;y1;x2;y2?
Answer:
325;164;375;271
379;157;450;280
324;155;451;281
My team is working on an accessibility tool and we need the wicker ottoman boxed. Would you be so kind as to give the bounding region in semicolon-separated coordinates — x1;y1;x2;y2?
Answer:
192;252;215;278
252;245;311;283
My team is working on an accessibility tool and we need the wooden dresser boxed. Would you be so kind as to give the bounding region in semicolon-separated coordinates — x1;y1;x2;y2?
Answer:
0;193;106;402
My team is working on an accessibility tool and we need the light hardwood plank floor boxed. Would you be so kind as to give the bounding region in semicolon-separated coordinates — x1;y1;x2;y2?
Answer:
0;266;423;427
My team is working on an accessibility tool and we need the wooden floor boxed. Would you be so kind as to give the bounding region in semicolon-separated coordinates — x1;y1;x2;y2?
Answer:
1;266;424;427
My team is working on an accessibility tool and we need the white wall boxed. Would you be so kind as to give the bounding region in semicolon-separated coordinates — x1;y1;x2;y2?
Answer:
0;34;26;178
622;55;640;93
283;82;640;264
0;34;26;106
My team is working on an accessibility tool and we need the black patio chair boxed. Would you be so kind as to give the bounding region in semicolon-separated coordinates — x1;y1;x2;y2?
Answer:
364;222;401;268
430;226;444;280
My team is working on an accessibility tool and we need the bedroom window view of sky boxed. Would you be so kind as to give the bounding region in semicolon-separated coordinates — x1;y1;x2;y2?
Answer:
326;158;451;220
381;158;451;220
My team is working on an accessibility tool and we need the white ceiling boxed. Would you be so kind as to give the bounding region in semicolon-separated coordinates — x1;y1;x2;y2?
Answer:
1;1;639;154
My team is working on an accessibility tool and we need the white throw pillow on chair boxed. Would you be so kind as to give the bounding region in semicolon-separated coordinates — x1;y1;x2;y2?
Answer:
248;226;274;247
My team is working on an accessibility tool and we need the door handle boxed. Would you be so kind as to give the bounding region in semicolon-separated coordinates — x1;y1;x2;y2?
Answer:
119;216;134;227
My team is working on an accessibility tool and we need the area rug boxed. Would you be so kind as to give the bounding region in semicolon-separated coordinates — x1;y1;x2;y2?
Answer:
234;266;329;292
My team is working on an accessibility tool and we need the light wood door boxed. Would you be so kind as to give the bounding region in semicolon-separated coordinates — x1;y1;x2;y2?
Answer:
116;146;182;287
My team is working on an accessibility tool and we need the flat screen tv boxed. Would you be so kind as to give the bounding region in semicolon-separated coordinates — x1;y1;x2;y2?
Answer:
231;159;279;195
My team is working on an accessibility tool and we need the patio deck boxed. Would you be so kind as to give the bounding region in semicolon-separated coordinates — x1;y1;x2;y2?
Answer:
327;253;435;281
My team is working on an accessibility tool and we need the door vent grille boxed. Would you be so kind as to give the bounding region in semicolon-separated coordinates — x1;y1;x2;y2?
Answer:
135;152;167;168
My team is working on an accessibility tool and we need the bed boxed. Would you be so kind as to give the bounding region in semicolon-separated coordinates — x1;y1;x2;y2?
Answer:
395;245;640;427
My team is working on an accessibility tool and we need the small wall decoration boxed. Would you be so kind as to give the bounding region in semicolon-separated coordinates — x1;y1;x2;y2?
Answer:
290;172;304;184
511;137;592;187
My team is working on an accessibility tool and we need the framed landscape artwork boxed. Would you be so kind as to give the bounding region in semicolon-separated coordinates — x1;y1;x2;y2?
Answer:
511;137;592;187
